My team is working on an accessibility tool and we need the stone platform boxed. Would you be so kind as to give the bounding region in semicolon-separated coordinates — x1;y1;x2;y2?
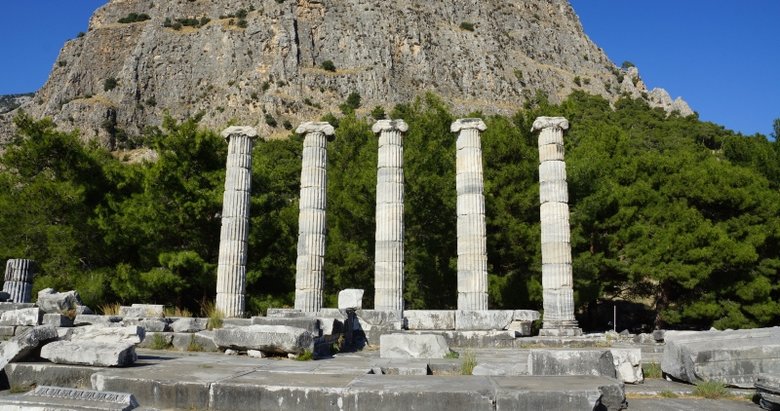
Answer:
4;350;627;410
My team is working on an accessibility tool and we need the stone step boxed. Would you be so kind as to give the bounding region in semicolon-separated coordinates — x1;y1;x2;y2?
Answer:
89;355;626;411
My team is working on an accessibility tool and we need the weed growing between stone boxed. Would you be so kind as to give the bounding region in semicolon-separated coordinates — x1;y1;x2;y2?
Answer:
642;362;662;379
460;350;477;375
164;306;192;318
658;391;679;398
201;301;223;330
692;380;730;399
99;303;120;316
444;351;460;359
294;350;314;361
187;335;204;352
150;333;171;350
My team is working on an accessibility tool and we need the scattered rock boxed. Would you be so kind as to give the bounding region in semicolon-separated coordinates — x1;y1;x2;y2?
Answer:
610;348;643;384
0;325;58;369
36;288;84;315
247;349;265;358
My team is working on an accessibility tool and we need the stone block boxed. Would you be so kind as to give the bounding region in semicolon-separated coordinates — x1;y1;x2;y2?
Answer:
492;375;626;411
69;325;145;345
42;313;74;327
662;327;780;387
5;362;103;390
610;348;643;384
73;314;123;326
528;349;616;378
171;317;208;333
214;325;313;354
222;318;252;328
266;308;305;318
36;288;83;314
171;331;218;352
0;307;42;326
756;374;780;411
652;329;666;342
0;302;36;312
0;325;15;336
119;304;164;318
0;325;58;369
40;341;137;367
506;320;533;336
380;333;450;359
455;310;514;330
317;317;341;335
472;361;528;376
356;310;404;327
338;288;364;310
137;332;173;349
251;316;321;335
124;317;169;332
14;325;33;336
0;385;139;411
513;310;541;321
404;310;456;330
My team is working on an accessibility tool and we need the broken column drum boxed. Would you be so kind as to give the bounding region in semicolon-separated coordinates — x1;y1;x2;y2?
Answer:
452;119;489;310
216;126;258;318
532;117;582;336
372;120;408;311
3;259;36;303
295;122;335;313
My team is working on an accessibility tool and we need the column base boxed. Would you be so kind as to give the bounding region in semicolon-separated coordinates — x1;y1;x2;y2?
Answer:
539;319;582;337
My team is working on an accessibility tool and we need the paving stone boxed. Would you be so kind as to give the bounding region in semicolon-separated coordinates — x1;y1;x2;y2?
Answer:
380;333;450;359
662;327;780;388
41;340;137;367
0;385;139;411
213;325;314;354
528;349;616;378
0;325;58;369
404;310;455;330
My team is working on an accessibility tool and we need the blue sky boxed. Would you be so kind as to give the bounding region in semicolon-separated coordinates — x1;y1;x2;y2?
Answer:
0;1;777;137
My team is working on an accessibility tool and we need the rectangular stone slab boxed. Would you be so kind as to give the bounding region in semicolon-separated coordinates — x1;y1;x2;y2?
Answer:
41;341;137;367
492;375;626;411
0;385;139;411
213;325;313;354
662;327;780;388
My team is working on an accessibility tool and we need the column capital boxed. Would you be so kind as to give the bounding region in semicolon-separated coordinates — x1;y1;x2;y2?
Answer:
451;118;487;133
372;119;409;134
221;126;258;141
296;122;335;136
531;117;569;132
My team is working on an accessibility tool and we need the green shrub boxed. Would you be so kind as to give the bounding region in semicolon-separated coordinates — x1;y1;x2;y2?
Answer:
573;76;582;87
264;113;278;128
294;350;314;361
104;77;119;92
321;60;336;72
118;13;151;24
370;106;386;120
459;22;475;31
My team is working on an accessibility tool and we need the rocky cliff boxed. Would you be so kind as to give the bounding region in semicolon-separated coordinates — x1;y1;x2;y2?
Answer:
0;0;693;147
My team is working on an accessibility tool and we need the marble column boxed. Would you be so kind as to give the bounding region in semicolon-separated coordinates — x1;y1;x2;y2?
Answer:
372;119;408;311
3;259;36;303
451;118;488;310
532;116;582;336
216;126;258;318
294;122;335;313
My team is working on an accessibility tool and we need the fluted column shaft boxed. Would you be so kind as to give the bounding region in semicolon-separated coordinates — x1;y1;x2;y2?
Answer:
532;116;581;336
295;122;335;313
3;259;35;303
452;119;488;310
216;126;258;318
372;120;408;311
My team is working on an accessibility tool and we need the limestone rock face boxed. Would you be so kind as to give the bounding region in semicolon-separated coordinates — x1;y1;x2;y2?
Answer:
0;0;691;146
